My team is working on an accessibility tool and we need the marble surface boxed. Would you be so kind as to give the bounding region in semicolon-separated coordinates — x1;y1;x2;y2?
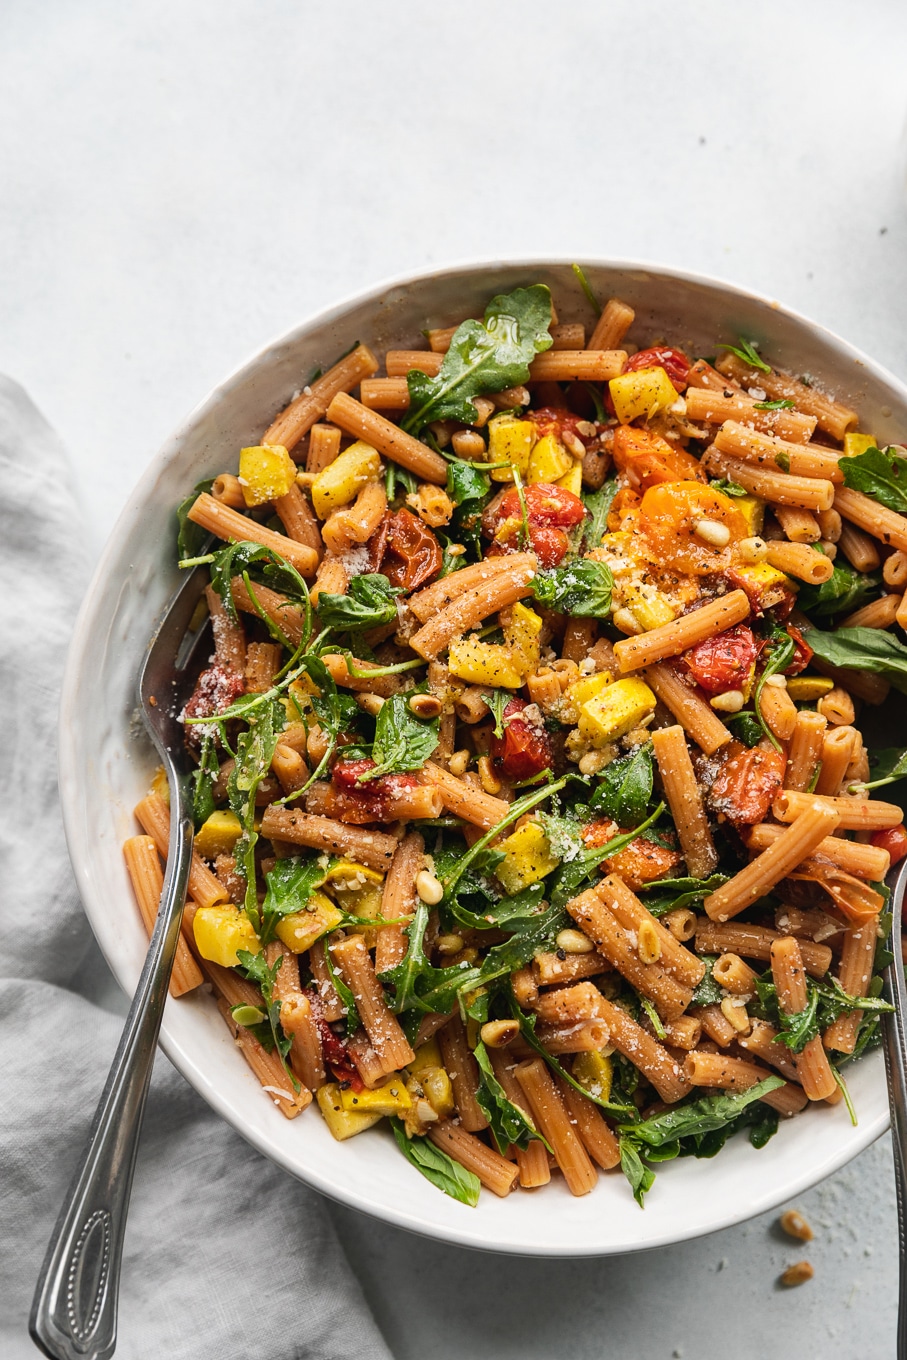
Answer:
4;0;905;1353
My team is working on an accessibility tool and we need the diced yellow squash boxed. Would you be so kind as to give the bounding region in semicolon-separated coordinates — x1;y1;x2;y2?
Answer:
194;810;243;860
578;677;656;748
731;561;793;607
238;444;297;507
623;586;677;632
311;440;381;517
527;432;573;484
274;891;344;954
735;494;765;536
609;366;679;425
448;637;524;688
566;672;612;708
193;906;261;967
408;1036;444;1077
149;766;170;805
843;431;877;458
572;1050;613;1102
496;821;560;895
487;416;535;483
418;1065;455;1118
556;461;583;496
339;1076;412;1116
786;675;835;701
503;601;543;671
323;861;385;889
317;1083;384;1140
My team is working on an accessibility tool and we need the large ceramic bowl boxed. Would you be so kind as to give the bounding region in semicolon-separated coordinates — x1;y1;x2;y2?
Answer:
61;259;897;1255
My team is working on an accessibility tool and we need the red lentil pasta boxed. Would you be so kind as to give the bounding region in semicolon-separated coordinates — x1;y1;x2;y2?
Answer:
128;277;903;1208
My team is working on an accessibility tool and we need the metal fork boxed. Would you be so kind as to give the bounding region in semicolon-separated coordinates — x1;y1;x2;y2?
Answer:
30;564;211;1360
884;856;907;1360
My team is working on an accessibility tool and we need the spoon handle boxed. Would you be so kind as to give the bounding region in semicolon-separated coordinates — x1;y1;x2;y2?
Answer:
29;799;193;1360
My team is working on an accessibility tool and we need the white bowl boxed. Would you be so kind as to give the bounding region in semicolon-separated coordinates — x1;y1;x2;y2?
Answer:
61;258;897;1255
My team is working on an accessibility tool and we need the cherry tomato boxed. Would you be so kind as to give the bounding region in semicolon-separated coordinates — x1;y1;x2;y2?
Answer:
606;486;642;532
783;625;813;676
380;508;442;591
612;427;706;493
724;565;795;618
490;698;553;782
500;483;587;528
485;483;586;568
331;758;418;823
624;346;691;391
872;825;907;866
637;482;749;575
707;741;785;827
529;407;596;445
581;817;683;891
182;663;245;751
684;625;759;696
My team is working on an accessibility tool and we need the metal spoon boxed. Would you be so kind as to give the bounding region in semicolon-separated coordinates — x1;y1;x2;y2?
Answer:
30;565;210;1360
884;855;907;1359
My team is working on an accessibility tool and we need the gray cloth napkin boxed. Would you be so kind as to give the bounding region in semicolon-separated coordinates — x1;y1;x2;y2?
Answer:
0;377;393;1360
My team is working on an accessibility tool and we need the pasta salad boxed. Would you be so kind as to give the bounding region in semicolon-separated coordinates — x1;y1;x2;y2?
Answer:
125;274;907;1207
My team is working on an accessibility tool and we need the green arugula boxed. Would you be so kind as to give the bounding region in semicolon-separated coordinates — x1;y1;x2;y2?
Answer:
797;563;882;620
679;1102;779;1158
581;479;619;551
640;875;729;919
571;262;601;314
403;284;554;435
548;803;666;908
386;463;418;502
473;1041;540;1154
190;732;220;829
357;693;439;782
723;710;764;747
323;939;361;1039
619;1140;656;1208
753;398;795;411
589;746;653;827
865;746;907;791
754;971;894;1052
709;478;749;497
226;698;285;930
444;882;547;934
754;626;796;750
840;445;907;513
176;478;215;561
235;949;299;1089
316;574;401;631
447;459;491;509
531;560;614;618
485;689;510;739
208;540;311;636
690;955;723;1006
804;625;907;696
441;774;574;901
389;1118;481;1206
510;1001;638;1120
717;337;772;375
259;855;338;945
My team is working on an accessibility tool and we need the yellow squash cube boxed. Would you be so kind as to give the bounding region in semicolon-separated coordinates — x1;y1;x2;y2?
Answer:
496;821;560;895
735;494;765;536
578;677;656;748
556;461;583;496
339;1077;412;1116
843;431;877;458
786;675;835;702
238;444;297;507
566;672;612;709
274;891;344;954
487;416;535;483
572;1050;613;1102
622;586;677;632
503;601;543;672
194;810;243;860
317;1083;384;1140
527;432;573;484
408;1036;444;1077
311;440;381;517
448;637;524;689
609;366;679;425
193;906;262;967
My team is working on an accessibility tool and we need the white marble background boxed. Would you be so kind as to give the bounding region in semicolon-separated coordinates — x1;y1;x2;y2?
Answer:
4;0;906;1354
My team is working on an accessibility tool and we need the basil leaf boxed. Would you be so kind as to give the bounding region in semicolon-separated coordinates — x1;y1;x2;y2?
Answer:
716;337;771;375
473;1041;539;1154
447;460;491;508
804;625;907;696
691;955;723;1006
709;478;748;497
532;560;613;618
619;1138;657;1208
316;574;401;631
620;1077;784;1149
176;478;215;561
390;1119;481;1206
840;445;907;513
589;746;653;827
753;398;794;411
582;478;619;551
797;563;882;620
403;284;554;435
358;693;439;781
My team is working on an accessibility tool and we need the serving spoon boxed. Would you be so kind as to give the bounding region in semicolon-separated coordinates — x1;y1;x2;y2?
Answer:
30;564;210;1360
884;855;907;1360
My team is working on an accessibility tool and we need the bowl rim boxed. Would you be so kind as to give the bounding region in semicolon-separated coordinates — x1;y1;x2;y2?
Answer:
61;255;899;1256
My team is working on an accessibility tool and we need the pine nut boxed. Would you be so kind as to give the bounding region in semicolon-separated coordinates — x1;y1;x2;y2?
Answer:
613;607;643;636
720;995;751;1033
780;1209;814;1242
737;536;768;563
780;1261;814;1287
555;928;595;955
415;870;444;906
764;673;788;688
710;690;745;713
578;750;612;775
819;539;837;561
480;1019;520;1048
435;932;464;954
409;693;443;719
447;749;471;776
638;920;661;964
356;692;385;716
694;518;731;548
477;755;502;794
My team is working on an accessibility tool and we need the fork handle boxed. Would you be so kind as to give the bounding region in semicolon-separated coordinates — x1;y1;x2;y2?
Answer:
884;884;907;1360
29;805;194;1360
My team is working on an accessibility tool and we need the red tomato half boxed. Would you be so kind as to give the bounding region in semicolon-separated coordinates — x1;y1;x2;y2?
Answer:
529;407;596;445
490;698;553;782
486;483;586;568
624;346;691;390
684;625;759;696
381;509;442;591
872;825;907;866
783;625;813;676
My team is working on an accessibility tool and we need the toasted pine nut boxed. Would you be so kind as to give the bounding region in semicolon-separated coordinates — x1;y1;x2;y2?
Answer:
409;693;443;719
720;995;751;1033
555;928;595;955
578;750;612;775
710;690;745;713
477;755;502;795
765;673;788;688
480;1019;520;1048
780;1209;814;1242
447;749;471;776
694;518;731;548
415;871;444;906
737;536;768;563
638;920;661;964
356;692;385;716
780;1261;814;1287
435;932;464;955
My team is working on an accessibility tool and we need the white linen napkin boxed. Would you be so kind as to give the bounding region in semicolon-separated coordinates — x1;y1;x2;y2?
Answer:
0;377;392;1360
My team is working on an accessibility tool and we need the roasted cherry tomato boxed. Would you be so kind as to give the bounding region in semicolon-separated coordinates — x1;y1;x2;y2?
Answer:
684;624;759;696
581;817;683;891
872;825;907;866
331;758;418;823
606;486;642;532
182;663;245;751
612;427;706;494
707;741;785;827
485;483;586;568
624;346;692;391
490;698;553;782
380;508;442;590
529;407;596;445
725;565;795;618
637;481;749;575
783;625;813;676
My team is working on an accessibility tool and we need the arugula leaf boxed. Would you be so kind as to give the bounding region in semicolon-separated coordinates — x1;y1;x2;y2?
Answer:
717;337;771;375
619;1138;656;1208
316;574;401;632
797;563;882;620
621;1077;784;1149
403;284;554;435
581;479;619;551
512;1001;638;1120
866;746;907;791
208;540;311;637
753;626;796;750
723;710;764;747
640;995;666;1039
389;1119;481;1206
776;987;821;1052
589;746;653;827
358;693;439;781
548;803;666;908
190;732;220;829
753;398;795;411
473;1041;539;1154
386;463;418;502
709;478;749;497
840;445;907;513
691;956;723;1006
323;939;361;1039
235;949;299;1090
176;478;215;561
447;459;491;508
227;698;285;929
485;689;510;739
537;809;585;863
641;875;729;918
804;625;907;696
680;1102;779;1158
531;560;613;618
259;855;337;945
571;262;600;314
445;882;547;933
